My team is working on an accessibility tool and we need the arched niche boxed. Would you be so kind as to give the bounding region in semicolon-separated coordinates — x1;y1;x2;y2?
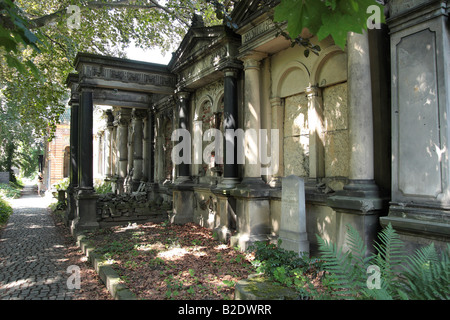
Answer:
310;46;347;87
274;61;311;98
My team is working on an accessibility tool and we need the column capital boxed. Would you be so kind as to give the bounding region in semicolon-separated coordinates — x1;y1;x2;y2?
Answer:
68;93;79;106
78;84;95;93
240;51;268;70
222;67;240;78
305;85;321;97
175;90;191;101
113;108;132;126
131;108;147;120
270;97;283;108
105;109;114;127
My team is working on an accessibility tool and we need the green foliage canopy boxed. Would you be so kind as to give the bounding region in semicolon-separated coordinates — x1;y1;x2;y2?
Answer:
274;0;385;50
0;0;225;177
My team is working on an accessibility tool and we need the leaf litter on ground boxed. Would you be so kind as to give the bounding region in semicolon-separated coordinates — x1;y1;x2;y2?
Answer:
82;221;255;300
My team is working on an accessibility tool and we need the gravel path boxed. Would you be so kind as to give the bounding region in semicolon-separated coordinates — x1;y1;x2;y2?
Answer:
0;185;75;300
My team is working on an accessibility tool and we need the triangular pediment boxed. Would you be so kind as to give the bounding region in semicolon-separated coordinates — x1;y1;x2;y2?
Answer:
168;25;231;73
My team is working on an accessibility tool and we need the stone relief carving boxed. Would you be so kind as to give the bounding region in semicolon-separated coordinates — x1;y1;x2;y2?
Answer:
180;47;229;83
82;65;176;87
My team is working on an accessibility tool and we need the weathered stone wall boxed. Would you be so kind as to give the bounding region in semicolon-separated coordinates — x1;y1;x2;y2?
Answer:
323;82;349;190
283;93;309;177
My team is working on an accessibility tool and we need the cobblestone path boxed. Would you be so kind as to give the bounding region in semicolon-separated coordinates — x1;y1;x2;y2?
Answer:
0;185;75;300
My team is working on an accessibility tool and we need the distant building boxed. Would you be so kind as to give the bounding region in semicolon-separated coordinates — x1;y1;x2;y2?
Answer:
43;107;71;190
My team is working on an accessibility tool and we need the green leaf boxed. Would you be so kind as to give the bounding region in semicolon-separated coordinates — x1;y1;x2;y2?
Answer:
274;0;385;49
274;0;327;38
4;55;27;74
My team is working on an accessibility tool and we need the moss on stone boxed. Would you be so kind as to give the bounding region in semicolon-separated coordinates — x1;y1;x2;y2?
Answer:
235;274;300;300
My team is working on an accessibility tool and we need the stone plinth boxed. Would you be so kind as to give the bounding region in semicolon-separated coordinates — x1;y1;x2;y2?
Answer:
279;175;309;256
170;183;195;225
71;189;99;234
230;186;271;250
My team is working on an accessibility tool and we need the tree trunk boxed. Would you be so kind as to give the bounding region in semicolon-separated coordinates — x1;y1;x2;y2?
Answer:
6;142;16;183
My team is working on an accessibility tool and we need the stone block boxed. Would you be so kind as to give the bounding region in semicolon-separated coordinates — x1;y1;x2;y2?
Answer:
279;175;309;256
324;130;349;178
323;83;348;131
283;93;308;137
170;188;194;225
283;135;309;177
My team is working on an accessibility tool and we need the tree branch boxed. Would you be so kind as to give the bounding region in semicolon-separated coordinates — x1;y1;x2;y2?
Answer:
148;0;191;27
28;0;188;29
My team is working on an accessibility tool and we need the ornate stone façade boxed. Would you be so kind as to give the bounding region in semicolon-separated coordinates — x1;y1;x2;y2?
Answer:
65;0;449;255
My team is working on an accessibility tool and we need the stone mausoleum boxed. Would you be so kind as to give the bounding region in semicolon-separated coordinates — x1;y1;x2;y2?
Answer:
64;0;450;256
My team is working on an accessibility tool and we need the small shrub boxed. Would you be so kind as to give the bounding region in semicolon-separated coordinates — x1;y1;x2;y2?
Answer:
95;181;113;194
248;239;323;296
249;239;321;278
53;178;70;191
0;196;12;225
0;183;22;199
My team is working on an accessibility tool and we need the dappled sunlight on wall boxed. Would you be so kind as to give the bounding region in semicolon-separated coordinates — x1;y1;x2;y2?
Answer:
283;93;309;177
323;82;349;189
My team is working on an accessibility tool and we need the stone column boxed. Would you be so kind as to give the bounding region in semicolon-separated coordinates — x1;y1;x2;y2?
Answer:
111;119;118;193
95;131;103;177
230;51;271;250
155;113;165;184
127;118;134;181
67;98;79;223
111;115;117;178
143;108;154;184
345;31;377;192
114;108;131;193
240;51;267;187
306;86;325;182
78;87;94;190
142;111;149;183
104;109;114;178
175;91;191;183
219;67;240;188
214;67;241;242
69;101;79;189
132;109;145;189
326;31;383;255
268;97;284;187
72;86;98;233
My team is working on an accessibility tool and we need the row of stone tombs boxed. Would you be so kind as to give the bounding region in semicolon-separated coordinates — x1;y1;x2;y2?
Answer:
94;82;348;229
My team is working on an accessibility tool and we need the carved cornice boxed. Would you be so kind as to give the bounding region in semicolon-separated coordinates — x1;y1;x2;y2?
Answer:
73;52;176;95
80;65;176;88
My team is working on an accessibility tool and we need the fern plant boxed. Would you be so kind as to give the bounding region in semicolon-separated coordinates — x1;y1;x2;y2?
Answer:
401;243;449;300
315;224;372;299
315;223;450;300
